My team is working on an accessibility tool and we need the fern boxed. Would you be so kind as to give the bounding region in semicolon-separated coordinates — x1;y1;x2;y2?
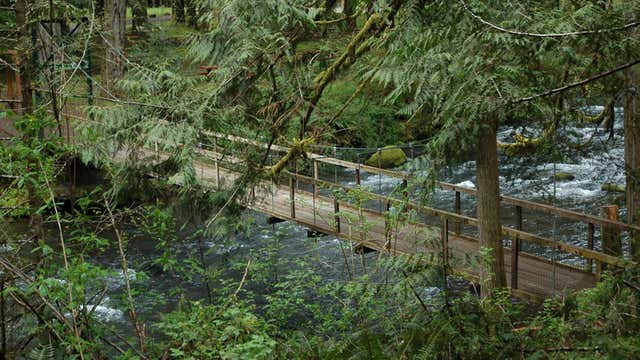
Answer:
28;344;55;360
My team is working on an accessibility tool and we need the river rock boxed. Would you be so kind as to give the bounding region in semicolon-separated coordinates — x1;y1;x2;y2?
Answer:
553;172;575;181
365;146;407;169
601;183;625;193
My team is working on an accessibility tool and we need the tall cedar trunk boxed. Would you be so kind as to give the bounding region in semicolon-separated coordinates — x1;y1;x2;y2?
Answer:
104;0;126;85
624;68;640;261
132;0;148;32
186;0;197;28
173;0;185;22
475;120;507;297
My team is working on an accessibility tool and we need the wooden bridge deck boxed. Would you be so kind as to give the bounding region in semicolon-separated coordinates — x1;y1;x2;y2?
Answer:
193;156;597;300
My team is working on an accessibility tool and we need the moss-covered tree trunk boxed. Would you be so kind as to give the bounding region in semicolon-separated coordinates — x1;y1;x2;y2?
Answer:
475;120;507;297
624;68;640;261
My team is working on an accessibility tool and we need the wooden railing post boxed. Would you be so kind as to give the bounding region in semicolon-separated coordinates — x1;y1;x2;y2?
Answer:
384;200;392;250
401;179;408;202
454;191;461;233
511;205;522;289
441;218;449;267
289;176;296;219
215;157;221;190
313;159;318;225
600;205;621;274
587;222;595;272
355;166;361;186
333;194;341;233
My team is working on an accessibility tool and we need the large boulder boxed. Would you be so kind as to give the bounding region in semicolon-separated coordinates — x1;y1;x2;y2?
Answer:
365;146;407;169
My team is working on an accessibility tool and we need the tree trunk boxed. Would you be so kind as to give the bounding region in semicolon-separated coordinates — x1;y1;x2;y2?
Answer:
173;0;185;23
132;0;148;32
624;68;640;261
475;120;507;297
104;0;127;85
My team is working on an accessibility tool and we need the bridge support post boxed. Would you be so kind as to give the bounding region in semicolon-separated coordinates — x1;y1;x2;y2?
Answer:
313;159;318;225
441;218;449;261
289;176;296;219
384;200;391;251
587;222;595;272
600;205;621;276
333;195;341;233
355;166;361;186
511;205;522;289
454;191;461;234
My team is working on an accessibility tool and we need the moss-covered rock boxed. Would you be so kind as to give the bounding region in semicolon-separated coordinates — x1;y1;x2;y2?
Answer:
365;146;407;169
601;183;625;193
554;172;575;181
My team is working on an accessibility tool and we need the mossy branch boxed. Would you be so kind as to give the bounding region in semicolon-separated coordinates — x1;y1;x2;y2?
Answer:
300;13;383;137
263;137;315;177
575;98;615;124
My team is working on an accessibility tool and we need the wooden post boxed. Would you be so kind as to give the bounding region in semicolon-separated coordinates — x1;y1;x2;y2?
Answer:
333;194;341;233
289;176;295;219
215;158;221;190
377;148;382;209
401;179;408;202
11;51;23;114
441;217;450;309
454;191;461;233
441;218;449;267
384;200;392;250
6;68;14;110
355;166;361;186
333;146;338;184
587;222;595;272
313;159;318;225
511;205;522;289
600;205;622;273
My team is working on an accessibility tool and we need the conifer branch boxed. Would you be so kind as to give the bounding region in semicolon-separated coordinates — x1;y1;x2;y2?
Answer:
461;0;640;38
514;58;640;103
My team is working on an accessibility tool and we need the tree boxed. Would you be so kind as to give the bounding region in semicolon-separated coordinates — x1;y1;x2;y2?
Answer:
625;69;640;261
104;0;126;84
476;119;506;294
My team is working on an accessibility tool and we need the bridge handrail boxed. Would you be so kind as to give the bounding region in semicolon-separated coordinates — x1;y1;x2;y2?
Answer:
205;131;640;234
288;172;634;269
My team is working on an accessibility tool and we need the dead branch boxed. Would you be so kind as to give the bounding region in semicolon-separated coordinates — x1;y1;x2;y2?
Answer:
233;260;252;298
